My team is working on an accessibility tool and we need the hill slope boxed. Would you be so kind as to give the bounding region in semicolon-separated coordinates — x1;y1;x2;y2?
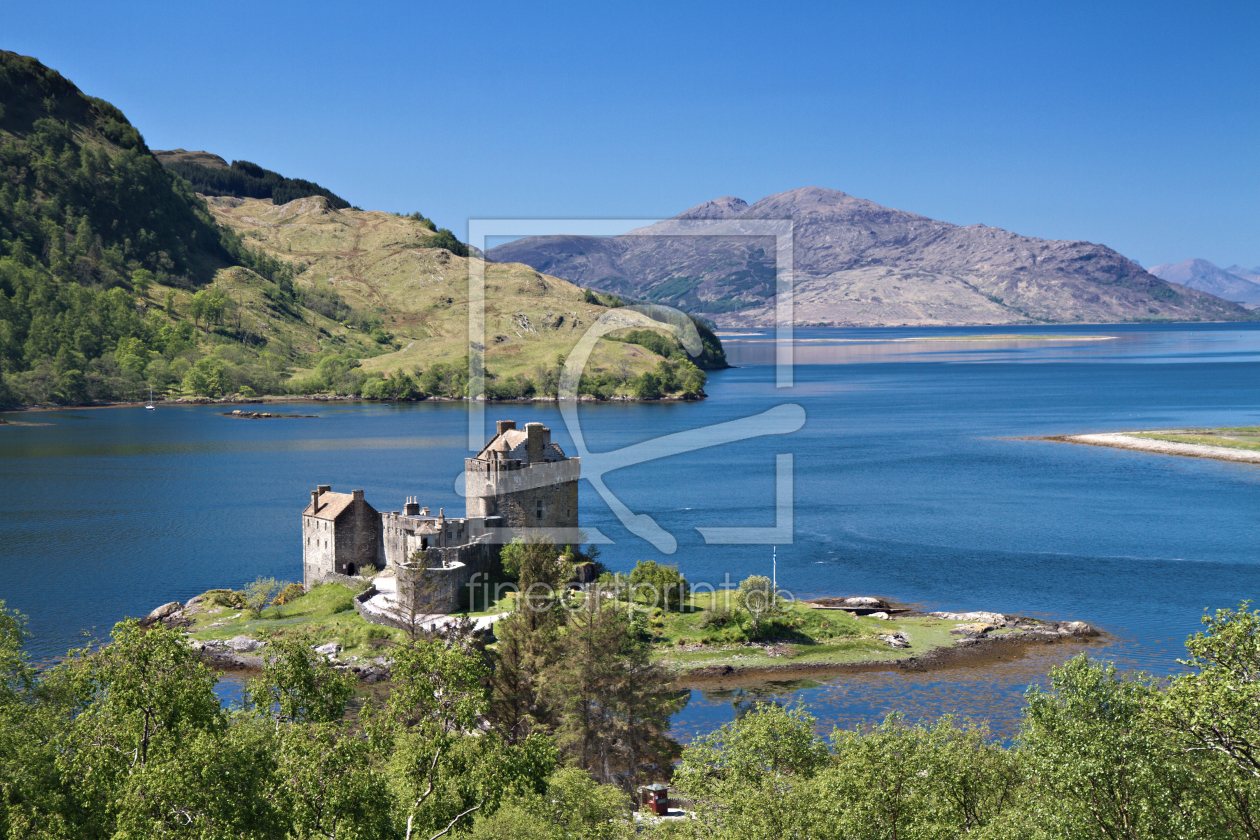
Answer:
488;187;1255;327
0;51;703;406
1148;258;1260;307
203;196;710;398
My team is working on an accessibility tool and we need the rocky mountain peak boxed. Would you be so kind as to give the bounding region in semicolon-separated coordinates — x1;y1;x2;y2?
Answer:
675;196;749;220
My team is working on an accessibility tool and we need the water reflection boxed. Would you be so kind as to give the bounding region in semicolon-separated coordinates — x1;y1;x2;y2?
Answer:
672;637;1122;742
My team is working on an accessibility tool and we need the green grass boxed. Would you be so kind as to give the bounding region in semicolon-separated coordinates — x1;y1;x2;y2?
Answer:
186;583;407;660
1133;427;1260;452
183;582;984;675
612;591;967;673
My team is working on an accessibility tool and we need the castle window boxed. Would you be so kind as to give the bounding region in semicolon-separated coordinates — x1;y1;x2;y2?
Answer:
536;500;544;520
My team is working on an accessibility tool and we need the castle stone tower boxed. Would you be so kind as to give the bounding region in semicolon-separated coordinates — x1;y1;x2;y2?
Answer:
465;420;579;535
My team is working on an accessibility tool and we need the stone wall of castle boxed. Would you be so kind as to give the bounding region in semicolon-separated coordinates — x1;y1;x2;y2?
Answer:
464;457;580;531
396;538;499;613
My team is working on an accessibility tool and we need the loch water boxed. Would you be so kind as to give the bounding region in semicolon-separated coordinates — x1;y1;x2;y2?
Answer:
2;322;1258;738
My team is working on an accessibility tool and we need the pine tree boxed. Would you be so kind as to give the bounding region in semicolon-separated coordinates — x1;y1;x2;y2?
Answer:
486;537;567;741
541;597;683;789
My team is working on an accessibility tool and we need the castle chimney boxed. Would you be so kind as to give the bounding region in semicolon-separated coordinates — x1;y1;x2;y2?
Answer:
311;489;319;513
404;496;419;516
317;484;331;494
496;420;516;435
525;422;548;463
352;489;364;502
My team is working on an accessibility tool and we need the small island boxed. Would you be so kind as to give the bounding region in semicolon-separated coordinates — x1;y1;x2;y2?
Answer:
220;410;319;419
144;581;1101;688
1047;426;1260;464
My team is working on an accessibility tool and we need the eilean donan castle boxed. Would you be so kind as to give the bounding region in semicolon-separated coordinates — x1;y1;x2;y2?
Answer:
301;420;579;608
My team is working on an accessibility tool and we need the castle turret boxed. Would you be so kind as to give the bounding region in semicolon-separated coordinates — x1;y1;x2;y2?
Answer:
465;420;579;536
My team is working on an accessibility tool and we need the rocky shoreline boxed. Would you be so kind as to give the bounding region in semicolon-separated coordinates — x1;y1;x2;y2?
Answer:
141;598;393;684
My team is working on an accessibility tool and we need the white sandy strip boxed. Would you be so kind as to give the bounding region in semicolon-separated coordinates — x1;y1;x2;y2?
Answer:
1064;433;1260;464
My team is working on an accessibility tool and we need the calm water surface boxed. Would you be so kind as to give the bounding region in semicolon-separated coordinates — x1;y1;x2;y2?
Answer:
3;322;1258;738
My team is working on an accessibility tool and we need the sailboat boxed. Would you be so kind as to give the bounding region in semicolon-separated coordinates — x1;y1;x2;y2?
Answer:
146;385;155;411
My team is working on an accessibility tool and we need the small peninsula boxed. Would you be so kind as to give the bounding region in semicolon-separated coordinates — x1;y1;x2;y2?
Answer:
1046;427;1260;464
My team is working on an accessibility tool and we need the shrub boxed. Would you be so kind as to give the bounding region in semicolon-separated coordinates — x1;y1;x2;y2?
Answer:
701;604;734;629
273;583;305;606
243;576;283;617
212;589;246;609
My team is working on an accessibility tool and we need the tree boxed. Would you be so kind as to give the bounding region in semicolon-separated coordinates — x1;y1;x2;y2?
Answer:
273;719;393;840
734;575;781;636
188;288;229;333
243;576;283;617
182;356;230;397
632;372;661;400
820;715;1022;839
628;560;689;611
467;767;632;840
131;267;154;297
1020;655;1200;839
248;630;356;724
486;537;569;741
543;596;683;789
1153;603;1260;778
36;620;225;836
1145;603;1260;836
385;637;554;840
111;723;282;839
672;704;830;840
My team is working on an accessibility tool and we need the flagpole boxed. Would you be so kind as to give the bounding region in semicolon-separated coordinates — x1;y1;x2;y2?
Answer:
773;546;777;592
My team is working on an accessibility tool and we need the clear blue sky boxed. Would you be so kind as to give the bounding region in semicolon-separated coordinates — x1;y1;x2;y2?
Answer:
5;0;1258;269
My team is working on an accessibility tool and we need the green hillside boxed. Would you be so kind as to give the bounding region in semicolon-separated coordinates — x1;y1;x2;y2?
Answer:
0;51;712;407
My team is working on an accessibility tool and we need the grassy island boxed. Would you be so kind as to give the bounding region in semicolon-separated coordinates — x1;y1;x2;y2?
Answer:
171;575;1098;683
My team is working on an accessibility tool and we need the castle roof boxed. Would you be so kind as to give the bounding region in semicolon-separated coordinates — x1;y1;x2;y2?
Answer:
473;423;569;464
303;491;373;520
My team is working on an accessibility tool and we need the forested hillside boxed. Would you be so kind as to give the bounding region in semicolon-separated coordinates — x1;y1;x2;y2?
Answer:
0;51;713;407
0;50;358;406
154;149;354;210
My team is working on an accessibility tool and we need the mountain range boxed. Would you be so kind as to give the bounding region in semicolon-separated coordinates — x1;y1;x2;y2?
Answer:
487;188;1255;327
1147;259;1260;308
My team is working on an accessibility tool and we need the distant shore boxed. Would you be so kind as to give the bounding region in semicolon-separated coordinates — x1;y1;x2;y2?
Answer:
1044;432;1260;465
0;391;706;415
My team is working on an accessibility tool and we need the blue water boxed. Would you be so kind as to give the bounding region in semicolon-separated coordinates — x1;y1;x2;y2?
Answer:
3;322;1258;737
